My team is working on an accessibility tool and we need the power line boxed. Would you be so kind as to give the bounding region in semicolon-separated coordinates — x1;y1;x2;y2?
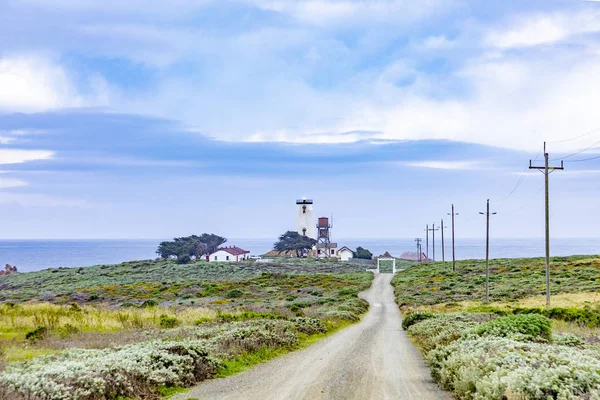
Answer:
546;127;600;144
503;185;544;215
567;154;600;163
497;148;542;211
549;137;600;162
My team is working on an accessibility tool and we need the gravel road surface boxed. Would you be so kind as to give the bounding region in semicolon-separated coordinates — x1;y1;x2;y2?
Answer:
174;273;450;400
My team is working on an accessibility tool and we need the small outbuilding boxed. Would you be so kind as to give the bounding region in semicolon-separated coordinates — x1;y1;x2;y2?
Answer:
209;246;250;262
337;246;354;261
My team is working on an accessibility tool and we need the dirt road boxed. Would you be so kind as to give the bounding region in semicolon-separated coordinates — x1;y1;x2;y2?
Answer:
174;273;450;400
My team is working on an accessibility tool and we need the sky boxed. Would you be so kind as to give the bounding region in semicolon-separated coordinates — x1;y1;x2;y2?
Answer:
0;0;600;240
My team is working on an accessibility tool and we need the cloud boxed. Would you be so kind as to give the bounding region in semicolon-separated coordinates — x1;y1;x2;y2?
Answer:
0;193;98;208
485;10;600;49
405;160;478;170
0;150;54;164
0;177;29;189
0;55;111;112
0;56;83;111
249;0;458;26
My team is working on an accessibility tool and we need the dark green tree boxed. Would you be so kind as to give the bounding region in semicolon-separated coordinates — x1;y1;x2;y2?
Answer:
273;231;316;257
353;246;373;260
156;234;227;261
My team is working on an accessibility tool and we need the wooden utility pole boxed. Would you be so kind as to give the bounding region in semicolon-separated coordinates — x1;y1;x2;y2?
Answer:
415;238;422;262
428;223;440;262
479;199;497;303
425;224;429;262
441;219;448;268
529;142;564;310
447;205;459;271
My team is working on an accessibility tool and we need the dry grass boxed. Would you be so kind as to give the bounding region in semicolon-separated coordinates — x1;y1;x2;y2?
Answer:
0;303;216;335
403;291;600;315
0;303;218;362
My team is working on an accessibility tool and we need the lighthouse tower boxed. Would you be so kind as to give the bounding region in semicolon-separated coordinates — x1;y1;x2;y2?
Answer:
296;199;315;239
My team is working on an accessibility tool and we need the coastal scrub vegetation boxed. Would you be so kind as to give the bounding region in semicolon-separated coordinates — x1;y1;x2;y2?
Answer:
0;257;373;399
405;313;600;399
393;255;600;399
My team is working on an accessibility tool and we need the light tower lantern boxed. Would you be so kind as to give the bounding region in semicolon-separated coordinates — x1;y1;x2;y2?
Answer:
296;199;315;239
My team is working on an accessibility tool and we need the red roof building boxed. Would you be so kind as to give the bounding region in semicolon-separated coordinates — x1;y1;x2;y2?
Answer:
209;246;250;262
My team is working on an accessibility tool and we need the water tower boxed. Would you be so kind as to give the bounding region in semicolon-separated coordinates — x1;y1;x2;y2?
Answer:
296;199;315;239
316;216;334;257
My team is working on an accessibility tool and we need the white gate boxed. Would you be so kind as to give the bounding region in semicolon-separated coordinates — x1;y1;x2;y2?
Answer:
377;257;396;274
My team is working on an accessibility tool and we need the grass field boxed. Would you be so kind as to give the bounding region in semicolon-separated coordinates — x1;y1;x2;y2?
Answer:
0;258;373;399
393;255;600;400
392;255;600;308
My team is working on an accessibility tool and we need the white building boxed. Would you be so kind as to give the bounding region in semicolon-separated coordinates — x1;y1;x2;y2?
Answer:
296;199;316;239
209;246;250;262
315;242;338;258
337;246;354;261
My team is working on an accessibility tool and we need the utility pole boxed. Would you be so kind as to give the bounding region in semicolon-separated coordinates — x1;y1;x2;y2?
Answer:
479;199;497;303
447;205;459;272
428;224;440;262
529;142;564;310
415;238;422;262
441;219;448;268
425;224;429;262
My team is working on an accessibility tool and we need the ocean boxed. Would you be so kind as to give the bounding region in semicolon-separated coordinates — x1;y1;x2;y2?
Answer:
1;238;599;273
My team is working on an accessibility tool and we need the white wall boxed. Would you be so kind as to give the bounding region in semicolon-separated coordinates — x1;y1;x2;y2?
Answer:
338;249;353;261
296;203;315;239
210;250;249;262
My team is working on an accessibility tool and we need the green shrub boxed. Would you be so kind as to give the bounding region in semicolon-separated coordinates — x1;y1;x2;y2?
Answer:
159;314;181;329
473;314;552;342
428;336;600;400
177;255;191;264
140;299;158;308
553;333;584;347
337;288;357;297
25;326;47;342
0;340;221;399
87;294;99;301
225;289;244;299
402;312;435;330
292;317;327;334
407;313;487;353
58;324;80;338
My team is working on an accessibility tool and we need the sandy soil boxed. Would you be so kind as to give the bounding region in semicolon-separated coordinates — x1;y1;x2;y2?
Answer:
173;273;450;400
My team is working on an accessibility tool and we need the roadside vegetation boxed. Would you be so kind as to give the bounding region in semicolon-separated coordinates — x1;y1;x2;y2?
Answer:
0;258;372;399
393;255;600;399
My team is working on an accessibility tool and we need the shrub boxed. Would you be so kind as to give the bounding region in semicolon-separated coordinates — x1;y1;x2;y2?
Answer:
25;326;47;342
194;317;213;325
0;340;221;400
0;346;5;372
159;314;181;329
225;289;244;299
428;336;600;400
317;298;369;322
87;294;99;301
472;314;552;342
553;333;584;347
140;299;158;308
401;312;435;330
209;320;299;356
407;313;487;353
292;318;327;335
58;324;80;338
177;255;191;264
